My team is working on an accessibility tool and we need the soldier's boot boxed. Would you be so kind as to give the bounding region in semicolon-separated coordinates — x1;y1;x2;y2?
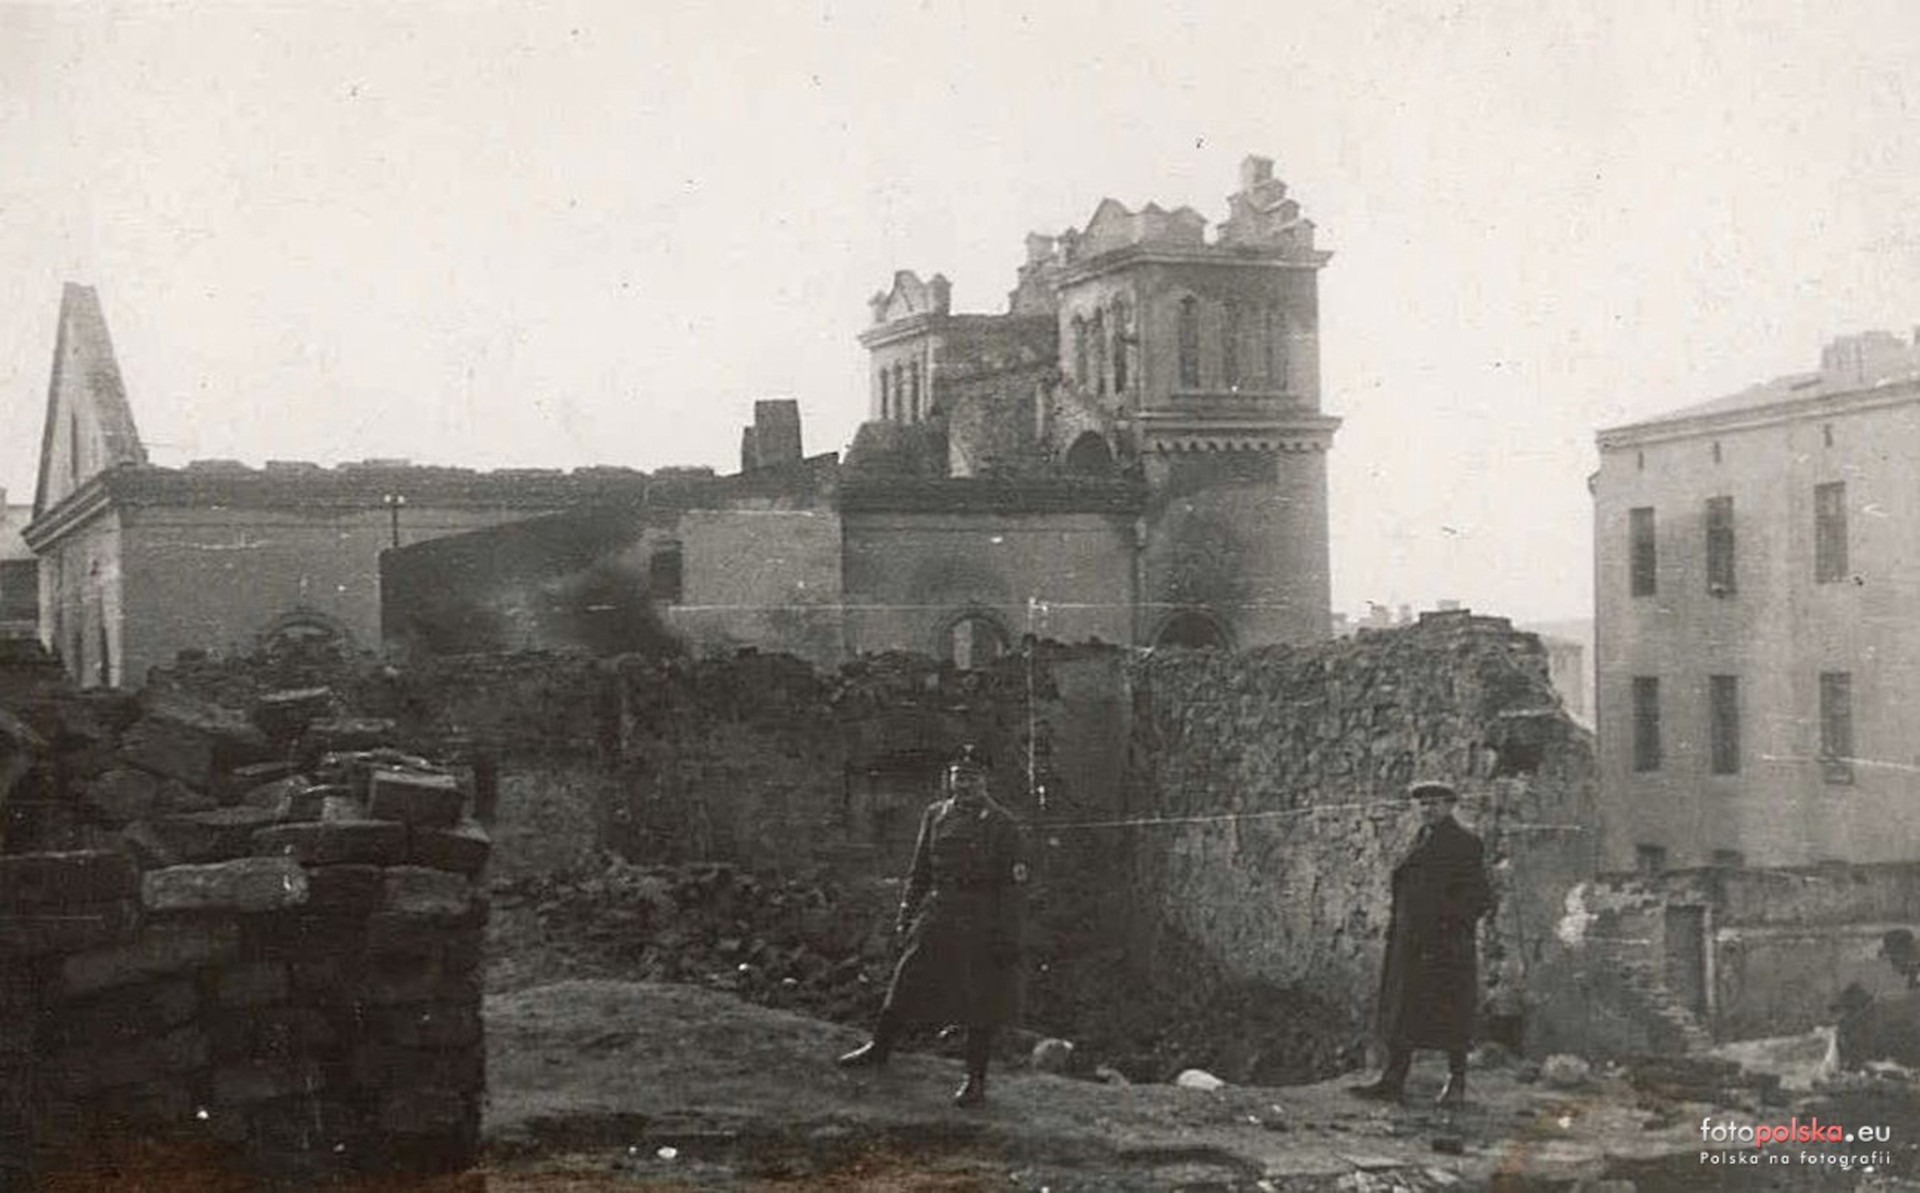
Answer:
1435;1055;1468;1108
954;1025;992;1108
1347;1048;1411;1102
836;1010;900;1069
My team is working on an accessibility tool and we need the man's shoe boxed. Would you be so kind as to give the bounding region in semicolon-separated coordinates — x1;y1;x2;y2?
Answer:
953;1075;987;1107
1435;1075;1466;1109
1347;1078;1403;1103
836;1041;889;1069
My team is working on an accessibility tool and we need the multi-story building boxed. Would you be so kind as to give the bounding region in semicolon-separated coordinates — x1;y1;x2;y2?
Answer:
28;157;1342;683
0;494;37;641
1594;330;1920;870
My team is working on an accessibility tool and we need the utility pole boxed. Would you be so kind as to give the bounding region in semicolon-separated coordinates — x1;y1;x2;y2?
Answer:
382;493;407;549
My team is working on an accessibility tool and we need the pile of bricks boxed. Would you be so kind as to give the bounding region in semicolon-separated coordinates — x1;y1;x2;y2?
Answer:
0;680;491;1185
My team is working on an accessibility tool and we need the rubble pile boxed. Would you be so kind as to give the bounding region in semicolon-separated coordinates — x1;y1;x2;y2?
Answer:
495;859;897;1027
0;678;491;1186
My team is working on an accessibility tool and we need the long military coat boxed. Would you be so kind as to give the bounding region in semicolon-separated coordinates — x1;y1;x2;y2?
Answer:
880;796;1028;1028
1375;815;1493;1052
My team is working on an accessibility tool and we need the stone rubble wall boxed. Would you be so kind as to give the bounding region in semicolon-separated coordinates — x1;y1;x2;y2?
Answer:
1120;611;1599;1051
0;678;489;1186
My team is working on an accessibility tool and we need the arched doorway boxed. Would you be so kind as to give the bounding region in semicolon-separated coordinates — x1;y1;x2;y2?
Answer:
258;609;354;662
1064;431;1114;476
1153;609;1231;650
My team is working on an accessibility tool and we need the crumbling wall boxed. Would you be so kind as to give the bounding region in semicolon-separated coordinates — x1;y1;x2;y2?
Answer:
0;681;489;1186
1122;612;1599;1053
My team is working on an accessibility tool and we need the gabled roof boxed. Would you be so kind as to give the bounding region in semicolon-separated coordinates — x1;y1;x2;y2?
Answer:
33;284;148;517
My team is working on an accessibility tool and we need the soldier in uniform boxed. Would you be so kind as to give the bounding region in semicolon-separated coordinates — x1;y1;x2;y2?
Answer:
1350;780;1494;1108
837;746;1029;1107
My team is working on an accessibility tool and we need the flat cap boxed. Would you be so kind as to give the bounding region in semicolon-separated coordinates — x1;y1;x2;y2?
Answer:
1407;780;1459;803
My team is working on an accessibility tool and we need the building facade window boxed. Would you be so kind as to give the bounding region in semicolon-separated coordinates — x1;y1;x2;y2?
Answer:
1090;309;1106;395
1072;316;1089;389
891;363;906;422
1815;481;1848;583
1110;299;1129;392
1705;496;1735;596
648;542;684;606
1709;674;1740;775
879;368;892;420
1177;296;1201;388
0;560;36;625
1632;676;1662;772
1629;507;1657;597
1265;306;1286;390
1222;303;1242;389
1819;670;1853;783
907;361;922;422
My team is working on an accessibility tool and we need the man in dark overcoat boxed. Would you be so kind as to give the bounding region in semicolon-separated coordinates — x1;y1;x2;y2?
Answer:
1351;780;1494;1107
836;747;1028;1107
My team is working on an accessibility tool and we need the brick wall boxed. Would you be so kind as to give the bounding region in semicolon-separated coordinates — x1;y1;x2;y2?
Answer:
0;684;488;1185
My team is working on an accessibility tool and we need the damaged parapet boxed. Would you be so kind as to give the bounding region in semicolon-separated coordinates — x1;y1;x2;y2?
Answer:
740;398;804;472
0;684;490;1185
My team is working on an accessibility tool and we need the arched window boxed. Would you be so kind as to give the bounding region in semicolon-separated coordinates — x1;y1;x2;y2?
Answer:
942;610;1010;671
1072;315;1089;389
1223;303;1243;390
1177;296;1201;388
1111;298;1130;392
1064;431;1114;476
1154;609;1230;650
1089;309;1106;396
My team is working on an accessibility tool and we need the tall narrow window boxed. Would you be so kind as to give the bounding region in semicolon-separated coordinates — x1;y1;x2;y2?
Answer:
648;542;685;606
1629;507;1657;597
1705;496;1735;595
1819;671;1853;783
1815;481;1848;583
1222;303;1242;389
1265;306;1286;389
879;368;892;421
1632;676;1662;772
1709;675;1740;775
908;361;922;422
1177;296;1201;388
891;363;906;422
1072;316;1088;389
1110;299;1129;392
1090;309;1106;396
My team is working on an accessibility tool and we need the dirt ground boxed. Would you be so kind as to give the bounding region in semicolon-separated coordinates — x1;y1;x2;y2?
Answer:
474;978;1920;1192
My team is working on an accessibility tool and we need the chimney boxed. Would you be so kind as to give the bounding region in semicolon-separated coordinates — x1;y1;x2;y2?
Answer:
1239;155;1274;192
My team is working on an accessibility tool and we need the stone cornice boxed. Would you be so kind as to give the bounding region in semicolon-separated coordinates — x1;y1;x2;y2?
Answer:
1056;243;1333;287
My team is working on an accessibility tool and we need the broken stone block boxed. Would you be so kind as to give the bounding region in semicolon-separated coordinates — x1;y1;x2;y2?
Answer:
62;919;241;995
240;775;323;821
383;866;477;918
250;687;335;741
155;777;218;814
143;856;309;915
0;898;140;956
0;849;139;905
81;768;161;824
300;718;400;764
253;819;408;866
305;863;385;913
322;792;371;821
214;960;291;1008
225;758;300;795
369;769;464;828
407;820;491;875
151;805;288;862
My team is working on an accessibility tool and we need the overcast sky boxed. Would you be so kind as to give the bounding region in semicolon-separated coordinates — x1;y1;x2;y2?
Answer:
5;1;1919;625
